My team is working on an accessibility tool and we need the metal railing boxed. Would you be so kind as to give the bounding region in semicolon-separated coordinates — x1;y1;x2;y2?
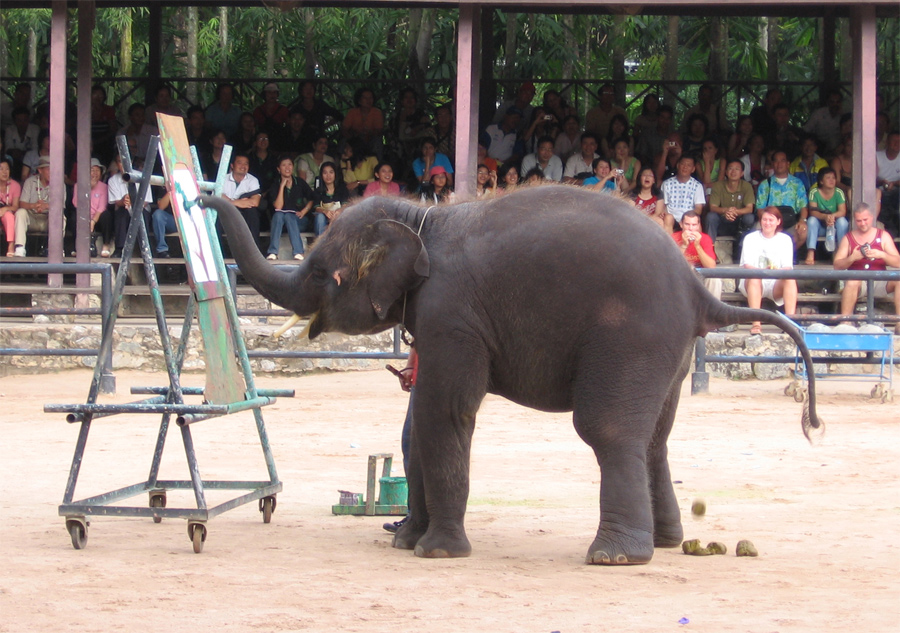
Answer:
691;267;899;394
0;261;407;370
0;261;116;391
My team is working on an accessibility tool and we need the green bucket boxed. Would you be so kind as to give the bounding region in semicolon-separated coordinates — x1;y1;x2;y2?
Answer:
378;476;408;506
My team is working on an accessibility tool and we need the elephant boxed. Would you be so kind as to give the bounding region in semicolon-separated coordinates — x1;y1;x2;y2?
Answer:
201;185;821;565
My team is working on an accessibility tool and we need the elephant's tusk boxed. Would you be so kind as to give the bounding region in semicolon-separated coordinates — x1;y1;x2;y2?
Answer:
272;313;302;338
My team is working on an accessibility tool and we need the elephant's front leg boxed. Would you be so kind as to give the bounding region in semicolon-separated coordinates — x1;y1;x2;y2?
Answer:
391;418;429;550
395;349;487;558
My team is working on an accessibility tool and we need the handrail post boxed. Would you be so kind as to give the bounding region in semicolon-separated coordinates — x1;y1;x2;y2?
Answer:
99;263;116;394
691;336;710;395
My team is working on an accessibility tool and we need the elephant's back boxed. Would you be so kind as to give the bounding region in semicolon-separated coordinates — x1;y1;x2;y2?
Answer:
455;185;694;292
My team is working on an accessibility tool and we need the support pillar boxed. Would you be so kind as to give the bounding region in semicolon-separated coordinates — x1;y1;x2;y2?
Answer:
455;4;482;201
47;1;67;286
850;6;877;211
75;1;95;288
147;3;162;103
479;8;495;134
822;10;836;94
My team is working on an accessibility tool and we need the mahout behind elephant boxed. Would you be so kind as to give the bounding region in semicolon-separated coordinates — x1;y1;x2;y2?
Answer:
201;185;822;565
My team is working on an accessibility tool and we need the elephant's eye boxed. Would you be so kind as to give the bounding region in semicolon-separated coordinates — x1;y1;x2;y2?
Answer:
311;265;330;285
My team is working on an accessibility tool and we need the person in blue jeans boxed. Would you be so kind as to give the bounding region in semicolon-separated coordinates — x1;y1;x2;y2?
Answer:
266;155;314;261
384;346;417;534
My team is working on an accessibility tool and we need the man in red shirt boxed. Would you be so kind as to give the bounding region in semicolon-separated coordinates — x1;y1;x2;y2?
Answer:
672;211;721;300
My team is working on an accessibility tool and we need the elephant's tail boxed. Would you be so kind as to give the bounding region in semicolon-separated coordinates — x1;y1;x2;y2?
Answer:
700;299;824;444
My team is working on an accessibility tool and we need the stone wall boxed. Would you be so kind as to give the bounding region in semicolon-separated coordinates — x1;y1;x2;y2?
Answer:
0;319;401;376
2;319;895;383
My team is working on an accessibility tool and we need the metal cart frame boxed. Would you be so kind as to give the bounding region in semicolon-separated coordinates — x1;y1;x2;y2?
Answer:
46;128;288;553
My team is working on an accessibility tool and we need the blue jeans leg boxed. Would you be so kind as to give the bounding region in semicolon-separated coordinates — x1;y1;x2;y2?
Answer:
705;212;721;242
151;209;177;253
401;389;413;475
806;216;822;251
283;213;304;255
314;211;328;236
267;212;285;256
834;216;849;249
295;214;313;254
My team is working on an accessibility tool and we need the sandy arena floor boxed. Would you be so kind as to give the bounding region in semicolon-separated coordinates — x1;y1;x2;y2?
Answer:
0;368;897;632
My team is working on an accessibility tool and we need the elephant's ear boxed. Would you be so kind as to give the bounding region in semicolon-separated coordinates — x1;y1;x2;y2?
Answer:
356;219;430;321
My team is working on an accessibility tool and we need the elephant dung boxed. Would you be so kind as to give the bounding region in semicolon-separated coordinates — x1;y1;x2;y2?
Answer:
706;541;727;555
682;539;712;556
736;540;759;557
691;499;706;517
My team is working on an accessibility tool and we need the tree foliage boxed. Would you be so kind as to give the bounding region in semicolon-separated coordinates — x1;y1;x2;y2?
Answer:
1;6;897;124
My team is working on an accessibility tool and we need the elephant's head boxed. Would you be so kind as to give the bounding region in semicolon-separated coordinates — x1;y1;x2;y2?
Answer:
199;195;430;339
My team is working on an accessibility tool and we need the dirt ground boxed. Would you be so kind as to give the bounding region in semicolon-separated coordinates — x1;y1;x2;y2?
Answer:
0;368;897;632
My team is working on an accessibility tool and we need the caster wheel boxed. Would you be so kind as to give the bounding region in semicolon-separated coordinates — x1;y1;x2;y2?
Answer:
871;384;884;399
188;522;207;554
784;381;798;397
66;517;88;550
793;388;808;403
882;389;894;404
259;496;276;524
149;491;167;524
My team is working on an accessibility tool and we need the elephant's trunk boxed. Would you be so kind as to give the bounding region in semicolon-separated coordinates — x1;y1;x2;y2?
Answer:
199;195;310;316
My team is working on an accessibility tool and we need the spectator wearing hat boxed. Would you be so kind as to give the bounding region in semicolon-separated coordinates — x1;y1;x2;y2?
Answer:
419;166;454;204
412;137;454;189
70;158;109;257
254;83;290;138
13;155;63;256
485;107;524;164
492;82;536;135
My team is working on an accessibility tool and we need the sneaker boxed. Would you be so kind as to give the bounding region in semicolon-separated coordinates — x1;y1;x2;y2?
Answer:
266;253;277;260
382;515;409;534
13;245;26;257
154;250;170;259
293;253;304;261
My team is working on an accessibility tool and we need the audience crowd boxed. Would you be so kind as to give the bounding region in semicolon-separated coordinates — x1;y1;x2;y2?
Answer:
1;79;898;323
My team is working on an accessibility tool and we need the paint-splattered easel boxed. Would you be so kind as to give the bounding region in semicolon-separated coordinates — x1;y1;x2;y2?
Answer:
47;114;289;553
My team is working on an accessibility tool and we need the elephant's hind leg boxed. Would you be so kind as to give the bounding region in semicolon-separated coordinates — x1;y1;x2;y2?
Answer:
647;372;687;548
573;352;678;565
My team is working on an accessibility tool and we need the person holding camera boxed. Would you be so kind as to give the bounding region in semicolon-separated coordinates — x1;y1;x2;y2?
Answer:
833;203;900;329
672;211;722;300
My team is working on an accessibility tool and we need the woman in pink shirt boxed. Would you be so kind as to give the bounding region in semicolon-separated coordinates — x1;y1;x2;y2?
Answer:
71;159;110;256
363;162;401;198
0;158;22;256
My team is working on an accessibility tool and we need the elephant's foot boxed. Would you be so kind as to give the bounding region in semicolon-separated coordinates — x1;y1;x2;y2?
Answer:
585;529;654;565
412;526;472;559
653;520;684;548
391;516;427;551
